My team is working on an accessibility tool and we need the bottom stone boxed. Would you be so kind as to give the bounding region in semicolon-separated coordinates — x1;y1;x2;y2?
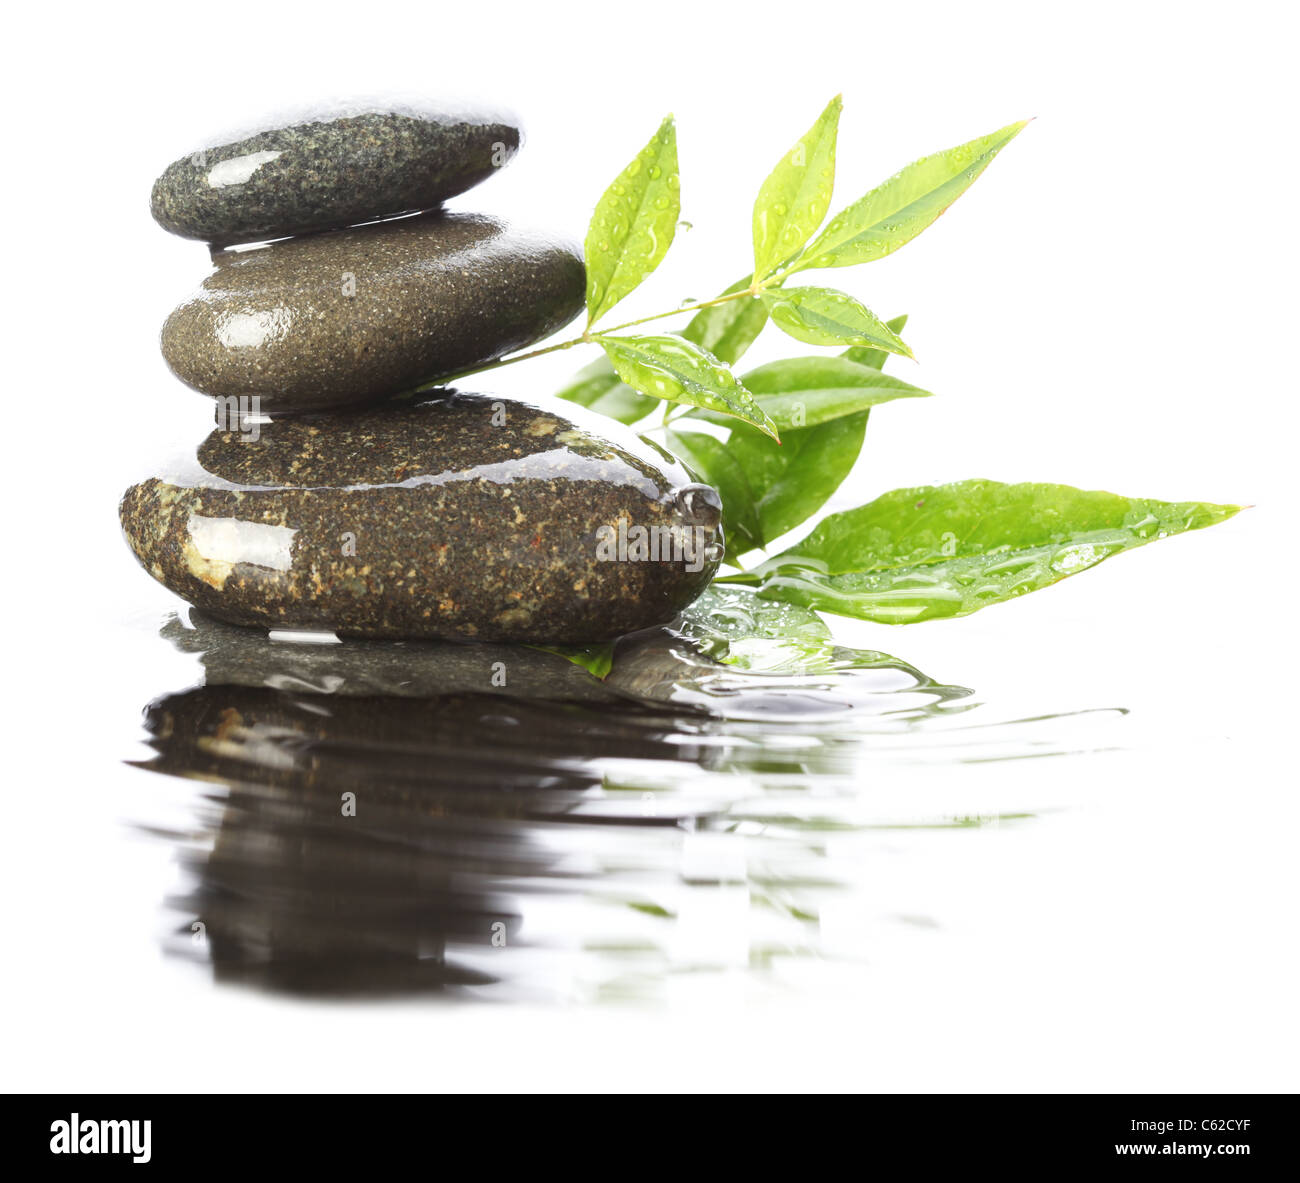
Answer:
120;392;722;642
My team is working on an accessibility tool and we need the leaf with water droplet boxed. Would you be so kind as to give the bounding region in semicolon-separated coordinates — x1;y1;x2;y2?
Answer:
792;119;1028;272
554;353;658;425
598;333;779;439
555;274;773;429
752;95;842;280
762;286;913;357
584;115;680;325
841;313;908;369
741;480;1241;624
668;318;915;552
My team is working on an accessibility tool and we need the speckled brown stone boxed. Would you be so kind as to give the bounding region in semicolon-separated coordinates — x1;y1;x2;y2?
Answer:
161;212;585;413
150;101;521;245
119;392;723;642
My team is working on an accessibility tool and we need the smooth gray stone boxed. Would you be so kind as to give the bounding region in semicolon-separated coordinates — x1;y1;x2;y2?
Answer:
150;100;520;245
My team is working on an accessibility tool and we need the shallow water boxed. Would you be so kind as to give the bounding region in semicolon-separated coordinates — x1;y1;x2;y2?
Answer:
128;602;1127;1002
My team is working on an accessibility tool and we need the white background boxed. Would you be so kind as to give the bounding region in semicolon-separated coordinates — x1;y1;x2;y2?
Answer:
1;0;1296;1092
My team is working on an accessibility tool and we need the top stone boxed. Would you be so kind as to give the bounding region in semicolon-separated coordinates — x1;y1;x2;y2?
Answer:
150;100;521;245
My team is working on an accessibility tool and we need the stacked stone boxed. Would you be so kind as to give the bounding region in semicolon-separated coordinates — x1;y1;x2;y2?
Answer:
120;101;721;643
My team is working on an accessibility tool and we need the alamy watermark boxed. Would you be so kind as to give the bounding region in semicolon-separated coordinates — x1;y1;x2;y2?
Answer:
50;1114;151;1163
214;394;263;442
595;520;713;574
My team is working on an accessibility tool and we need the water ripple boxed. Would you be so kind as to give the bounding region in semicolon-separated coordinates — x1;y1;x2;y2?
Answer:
129;607;1124;1000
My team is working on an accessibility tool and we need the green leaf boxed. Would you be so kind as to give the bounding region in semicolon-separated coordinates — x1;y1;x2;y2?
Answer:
739;354;930;429
663;425;763;555
752;96;842;280
681;275;769;365
746;480;1241;624
763;287;913;357
669;318;920;549
555;354;657;425
528;642;615;679
562;276;772;429
842;314;909;370
727;412;871;548
584;116;680;324
671;409;876;552
598;334;779;440
794;120;1029;271
667;414;858;555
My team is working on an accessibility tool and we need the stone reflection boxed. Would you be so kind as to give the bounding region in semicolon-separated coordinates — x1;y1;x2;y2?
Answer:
132;609;975;999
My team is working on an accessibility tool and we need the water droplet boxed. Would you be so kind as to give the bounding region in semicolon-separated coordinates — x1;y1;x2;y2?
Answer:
675;484;722;529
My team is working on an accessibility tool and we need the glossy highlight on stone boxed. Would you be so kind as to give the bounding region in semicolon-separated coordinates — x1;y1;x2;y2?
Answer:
160;212;585;413
150;101;521;245
119;392;723;642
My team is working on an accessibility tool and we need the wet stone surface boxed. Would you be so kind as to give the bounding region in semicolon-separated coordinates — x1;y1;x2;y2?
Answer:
161;212;585;413
119;392;723;642
150;101;521;245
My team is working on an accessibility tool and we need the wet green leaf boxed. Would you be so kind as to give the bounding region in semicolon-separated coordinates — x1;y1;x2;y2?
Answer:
528;642;615;679
681;275;769;365
559;277;771;429
598;334;779;439
795;120;1029;271
668;318;920;550
842;314;909;370
746;480;1242;624
555;354;657;425
739;354;930;429
752;96;842;280
584;116;680;324
728;412;870;548
670;409;869;554
762;287;913;358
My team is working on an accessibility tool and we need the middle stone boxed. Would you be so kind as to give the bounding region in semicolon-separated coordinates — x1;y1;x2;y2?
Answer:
161;212;585;414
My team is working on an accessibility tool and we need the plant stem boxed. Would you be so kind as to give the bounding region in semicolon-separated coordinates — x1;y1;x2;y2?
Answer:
417;285;764;390
414;335;587;389
600;287;752;335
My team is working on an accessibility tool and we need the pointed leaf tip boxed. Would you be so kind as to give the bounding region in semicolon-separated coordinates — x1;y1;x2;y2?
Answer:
751;97;843;280
792;118;1030;272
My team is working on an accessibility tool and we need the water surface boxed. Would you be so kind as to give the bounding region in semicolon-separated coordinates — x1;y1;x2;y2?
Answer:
129;600;1125;1001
